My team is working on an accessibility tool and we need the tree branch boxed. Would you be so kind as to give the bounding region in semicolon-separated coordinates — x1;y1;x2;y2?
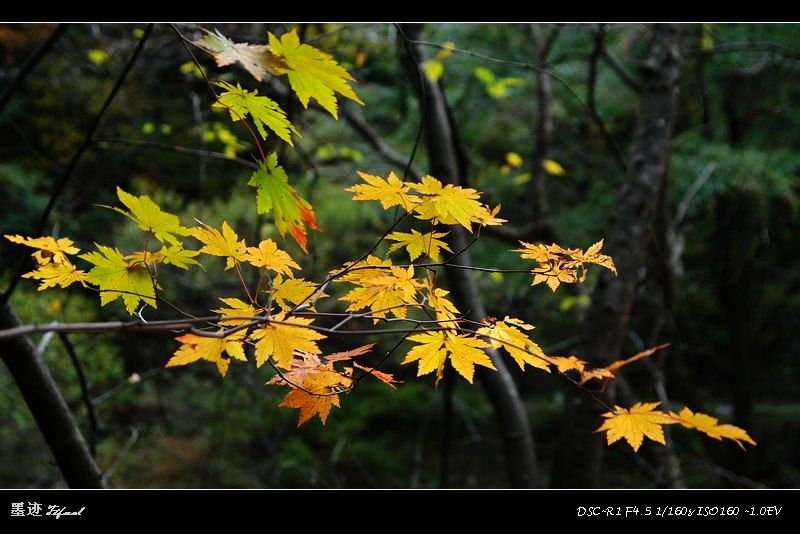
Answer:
59;333;99;457
0;24;68;116
341;104;422;179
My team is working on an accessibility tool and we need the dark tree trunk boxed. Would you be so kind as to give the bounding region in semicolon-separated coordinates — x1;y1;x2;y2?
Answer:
0;298;107;488
398;24;540;488
551;24;687;488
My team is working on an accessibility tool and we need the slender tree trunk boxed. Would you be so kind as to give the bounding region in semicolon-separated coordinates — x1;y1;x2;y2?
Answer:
528;24;558;243
0;297;107;488
551;24;687;488
398;24;540;488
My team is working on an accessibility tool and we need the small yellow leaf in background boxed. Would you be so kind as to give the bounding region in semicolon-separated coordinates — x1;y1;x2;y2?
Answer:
423;59;444;82
542;159;566;176
512;173;531;186
435;41;456;60
474;67;495;84
87;49;108;65
505;152;523;168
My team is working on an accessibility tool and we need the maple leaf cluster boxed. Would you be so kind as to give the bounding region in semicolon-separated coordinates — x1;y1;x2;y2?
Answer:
514;239;617;291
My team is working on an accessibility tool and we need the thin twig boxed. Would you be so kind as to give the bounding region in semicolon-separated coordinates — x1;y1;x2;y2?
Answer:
59;333;99;457
95;137;258;169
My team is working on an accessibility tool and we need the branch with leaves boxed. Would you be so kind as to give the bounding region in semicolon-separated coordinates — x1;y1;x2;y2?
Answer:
2;27;754;453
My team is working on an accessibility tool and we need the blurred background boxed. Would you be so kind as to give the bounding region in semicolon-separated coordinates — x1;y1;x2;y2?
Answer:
0;23;798;488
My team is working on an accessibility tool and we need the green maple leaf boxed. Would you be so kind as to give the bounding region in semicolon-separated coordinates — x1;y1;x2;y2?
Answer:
213;81;297;145
268;30;363;119
80;244;158;314
248;153;317;253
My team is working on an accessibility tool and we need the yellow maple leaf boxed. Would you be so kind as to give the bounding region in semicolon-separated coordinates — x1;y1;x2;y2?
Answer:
279;388;340;426
550;355;588;373
211;297;260;326
271;275;322;310
515;239;616;292
267;348;364;426
104;187;191;245
477;204;507;227
403;331;495;385
579;239;618;275
80;244;158;314
346;171;419;211
250;311;326;369
338;262;421;321
410;175;494;230
387;229;452;261
267;29;363;119
670;407;756;450
596;402;677;452
5;234;80;265
423;275;459;323
191;220;247;270
243;239;299;276
166;330;247;377
477;316;550;371
22;262;87;291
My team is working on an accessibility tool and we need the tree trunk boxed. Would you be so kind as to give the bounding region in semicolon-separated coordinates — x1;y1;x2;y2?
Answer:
551;24;687;488
0;297;107;488
398;24;540;488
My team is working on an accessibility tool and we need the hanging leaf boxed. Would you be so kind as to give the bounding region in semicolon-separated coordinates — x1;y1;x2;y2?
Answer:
248;153;317;252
